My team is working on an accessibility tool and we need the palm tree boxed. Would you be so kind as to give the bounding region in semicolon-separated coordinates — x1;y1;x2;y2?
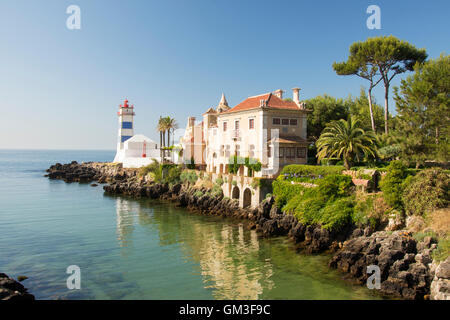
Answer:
316;116;378;169
164;116;178;147
157;117;168;161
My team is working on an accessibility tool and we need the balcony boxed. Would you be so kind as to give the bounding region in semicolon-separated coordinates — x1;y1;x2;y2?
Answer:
231;129;240;140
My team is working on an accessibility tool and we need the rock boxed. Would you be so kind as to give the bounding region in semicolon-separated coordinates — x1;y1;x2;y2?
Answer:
406;215;426;232
415;253;432;265
387;214;405;231
430;259;450;300
0;273;34;300
269;204;282;219
351;228;364;238
435;257;450;279
259;199;272;219
430;278;450;300
363;227;373;237
329;231;433;299
17;275;28;282
90;184;98;187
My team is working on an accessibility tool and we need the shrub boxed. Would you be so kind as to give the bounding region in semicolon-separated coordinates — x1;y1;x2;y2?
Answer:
215;178;224;186
228;155;244;174
278;174;355;232
272;180;307;208
194;190;204;198
138;159;160;178
293;196;354;232
316;174;353;199
166;166;181;185
380;160;408;209
279;164;345;182
294;196;327;224
244;157;262;177
210;184;223;197
353;193;391;228
180;170;198;185
403;168;450;216
319;197;354;231
282;193;308;214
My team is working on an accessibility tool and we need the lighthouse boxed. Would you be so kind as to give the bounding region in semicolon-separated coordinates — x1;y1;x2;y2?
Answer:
113;99;135;162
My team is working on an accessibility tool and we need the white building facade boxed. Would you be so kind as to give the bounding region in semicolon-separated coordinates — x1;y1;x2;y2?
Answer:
180;89;310;208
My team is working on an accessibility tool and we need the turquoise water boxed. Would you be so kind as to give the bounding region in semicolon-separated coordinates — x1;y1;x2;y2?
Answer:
0;150;382;300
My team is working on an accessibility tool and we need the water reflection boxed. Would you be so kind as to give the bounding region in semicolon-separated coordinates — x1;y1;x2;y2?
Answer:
184;223;274;300
115;198;135;250
114;197;274;299
112;196;382;300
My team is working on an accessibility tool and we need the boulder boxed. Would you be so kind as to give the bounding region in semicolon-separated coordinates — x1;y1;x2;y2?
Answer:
0;273;34;300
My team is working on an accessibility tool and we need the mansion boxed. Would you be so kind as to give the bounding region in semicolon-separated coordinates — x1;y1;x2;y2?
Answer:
181;88;309;179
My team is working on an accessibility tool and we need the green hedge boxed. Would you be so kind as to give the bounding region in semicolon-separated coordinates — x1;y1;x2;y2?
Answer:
272;180;307;208
273;174;356;232
279;164;345;182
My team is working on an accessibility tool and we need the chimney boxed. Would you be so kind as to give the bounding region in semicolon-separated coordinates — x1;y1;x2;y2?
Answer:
292;87;301;106
188;116;196;128
273;89;284;99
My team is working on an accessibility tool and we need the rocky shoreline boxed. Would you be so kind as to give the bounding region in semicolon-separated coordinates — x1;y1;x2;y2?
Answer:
43;161;449;300
0;274;34;301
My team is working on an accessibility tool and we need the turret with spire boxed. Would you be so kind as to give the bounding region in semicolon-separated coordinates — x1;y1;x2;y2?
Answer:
216;93;230;113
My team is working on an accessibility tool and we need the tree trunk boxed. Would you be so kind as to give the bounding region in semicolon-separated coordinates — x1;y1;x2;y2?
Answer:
162;131;166;163
384;84;389;135
159;131;162;161
368;87;376;132
343;157;350;170
167;130;171;148
167;129;171;162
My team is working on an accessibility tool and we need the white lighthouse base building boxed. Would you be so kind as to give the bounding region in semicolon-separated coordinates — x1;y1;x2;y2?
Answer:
114;134;161;168
112;99;180;168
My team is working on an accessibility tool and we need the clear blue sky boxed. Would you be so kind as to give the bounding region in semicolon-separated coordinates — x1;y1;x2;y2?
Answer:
0;0;448;149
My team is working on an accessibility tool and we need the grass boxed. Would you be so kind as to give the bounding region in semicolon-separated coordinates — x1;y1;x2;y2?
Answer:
427;208;450;237
412;231;438;243
432;237;450;262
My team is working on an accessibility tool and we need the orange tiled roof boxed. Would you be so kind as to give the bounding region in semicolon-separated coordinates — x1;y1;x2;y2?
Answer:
223;93;300;114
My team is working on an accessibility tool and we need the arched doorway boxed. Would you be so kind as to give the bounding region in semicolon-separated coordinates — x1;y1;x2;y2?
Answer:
243;188;252;208
232;186;240;200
